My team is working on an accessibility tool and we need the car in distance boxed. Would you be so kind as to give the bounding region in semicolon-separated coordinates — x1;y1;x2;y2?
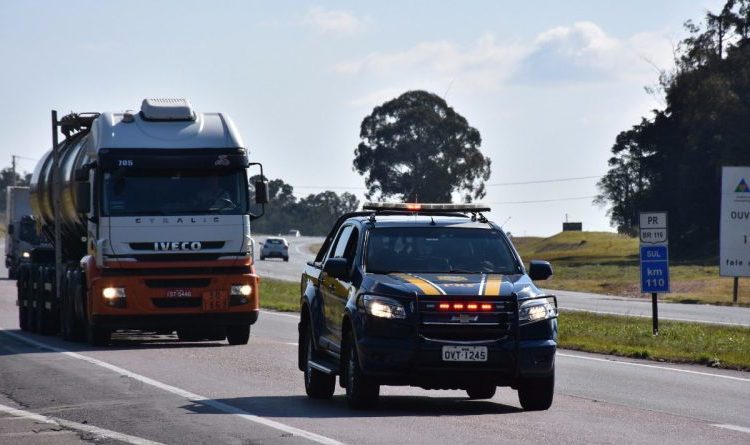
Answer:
298;202;557;410
288;229;301;237
260;237;289;261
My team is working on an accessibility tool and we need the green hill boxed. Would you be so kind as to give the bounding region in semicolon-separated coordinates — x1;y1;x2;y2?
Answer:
513;231;638;265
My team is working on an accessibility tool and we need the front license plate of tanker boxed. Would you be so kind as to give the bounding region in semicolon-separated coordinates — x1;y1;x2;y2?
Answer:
202;291;229;311
442;346;488;362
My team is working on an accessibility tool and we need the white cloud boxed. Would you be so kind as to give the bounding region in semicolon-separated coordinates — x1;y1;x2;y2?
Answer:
338;21;675;97
302;6;367;34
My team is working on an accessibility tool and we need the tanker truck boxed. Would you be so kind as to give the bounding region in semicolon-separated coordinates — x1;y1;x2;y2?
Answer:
16;98;269;346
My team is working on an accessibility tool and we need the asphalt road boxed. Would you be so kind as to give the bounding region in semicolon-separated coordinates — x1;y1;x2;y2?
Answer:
1;277;750;443
252;235;750;327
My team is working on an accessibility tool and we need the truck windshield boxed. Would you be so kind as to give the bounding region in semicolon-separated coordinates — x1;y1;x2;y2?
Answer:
20;222;43;244
366;227;521;274
102;169;248;216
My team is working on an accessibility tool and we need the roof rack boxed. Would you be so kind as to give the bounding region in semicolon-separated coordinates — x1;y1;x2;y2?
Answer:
362;202;491;223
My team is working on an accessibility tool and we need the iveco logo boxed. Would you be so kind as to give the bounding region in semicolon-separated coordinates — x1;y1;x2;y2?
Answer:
451;314;478;324
154;241;202;251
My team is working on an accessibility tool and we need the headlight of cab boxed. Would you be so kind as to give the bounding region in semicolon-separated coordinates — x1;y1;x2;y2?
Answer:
362;295;407;319
519;297;557;324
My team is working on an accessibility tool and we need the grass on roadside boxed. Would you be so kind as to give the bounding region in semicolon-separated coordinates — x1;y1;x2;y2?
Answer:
559;311;750;371
259;278;750;371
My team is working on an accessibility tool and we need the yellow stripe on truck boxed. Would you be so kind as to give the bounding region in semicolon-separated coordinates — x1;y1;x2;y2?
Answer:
393;273;444;295
483;274;502;296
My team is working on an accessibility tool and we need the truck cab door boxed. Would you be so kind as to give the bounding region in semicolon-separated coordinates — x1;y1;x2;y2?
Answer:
320;224;356;353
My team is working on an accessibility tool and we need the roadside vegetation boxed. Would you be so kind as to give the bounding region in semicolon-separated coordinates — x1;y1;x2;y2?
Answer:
513;231;748;306
260;277;750;370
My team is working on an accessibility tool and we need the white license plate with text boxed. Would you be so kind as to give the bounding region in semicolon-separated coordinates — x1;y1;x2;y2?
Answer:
441;346;488;362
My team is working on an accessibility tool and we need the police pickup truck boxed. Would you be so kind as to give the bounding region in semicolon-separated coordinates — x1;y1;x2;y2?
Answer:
298;203;557;410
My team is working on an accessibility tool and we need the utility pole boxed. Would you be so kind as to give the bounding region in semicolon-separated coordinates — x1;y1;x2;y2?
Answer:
11;155;16;187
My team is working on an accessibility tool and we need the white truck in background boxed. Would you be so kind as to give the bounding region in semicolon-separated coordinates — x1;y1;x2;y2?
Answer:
5;186;46;279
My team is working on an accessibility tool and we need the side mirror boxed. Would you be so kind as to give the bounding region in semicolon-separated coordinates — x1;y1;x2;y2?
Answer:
7;224;13;235
75;182;91;213
528;260;553;281
255;180;269;204
323;257;349;280
74;167;89;182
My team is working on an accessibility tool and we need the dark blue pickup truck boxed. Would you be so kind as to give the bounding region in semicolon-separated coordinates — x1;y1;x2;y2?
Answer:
298;203;557;409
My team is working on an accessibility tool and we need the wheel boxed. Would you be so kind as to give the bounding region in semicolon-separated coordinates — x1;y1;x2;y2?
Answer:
17;275;27;330
37;267;58;336
8;267;16;280
226;325;250;345
283;257;289;262
301;322;335;399
87;323;111;346
517;371;555;411
61;284;86;342
343;330;379;409
466;383;497;400
260;256;265;261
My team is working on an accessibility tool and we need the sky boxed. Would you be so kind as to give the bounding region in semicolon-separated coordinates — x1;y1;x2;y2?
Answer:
0;0;724;236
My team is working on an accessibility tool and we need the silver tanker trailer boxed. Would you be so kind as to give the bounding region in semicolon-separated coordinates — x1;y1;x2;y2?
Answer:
17;99;269;346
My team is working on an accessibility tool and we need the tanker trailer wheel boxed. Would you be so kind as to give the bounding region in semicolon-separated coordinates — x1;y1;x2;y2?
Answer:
17;266;28;330
37;267;58;335
226;325;250;345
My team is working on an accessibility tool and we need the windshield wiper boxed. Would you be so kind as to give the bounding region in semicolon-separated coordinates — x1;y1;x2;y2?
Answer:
448;268;481;274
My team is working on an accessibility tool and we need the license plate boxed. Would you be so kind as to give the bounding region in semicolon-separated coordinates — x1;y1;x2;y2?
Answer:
166;289;192;298
442;346;488;362
202;291;229;311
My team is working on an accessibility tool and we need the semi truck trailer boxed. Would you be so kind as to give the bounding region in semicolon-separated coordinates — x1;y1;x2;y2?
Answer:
5;187;48;279
17;98;269;346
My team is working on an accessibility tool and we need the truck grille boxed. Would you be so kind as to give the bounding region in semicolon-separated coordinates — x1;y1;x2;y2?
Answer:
152;297;202;308
144;278;212;288
417;296;516;342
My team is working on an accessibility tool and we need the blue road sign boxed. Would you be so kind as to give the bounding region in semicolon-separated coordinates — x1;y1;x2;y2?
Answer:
641;260;670;293
640;245;668;262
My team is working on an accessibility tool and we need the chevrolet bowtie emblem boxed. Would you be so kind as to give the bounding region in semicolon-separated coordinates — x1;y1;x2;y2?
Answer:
451;314;478;323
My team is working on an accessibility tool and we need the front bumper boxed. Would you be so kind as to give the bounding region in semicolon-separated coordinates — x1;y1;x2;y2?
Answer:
91;311;258;330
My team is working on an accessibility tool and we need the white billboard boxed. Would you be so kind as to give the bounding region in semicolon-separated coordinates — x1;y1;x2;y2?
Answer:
720;166;750;277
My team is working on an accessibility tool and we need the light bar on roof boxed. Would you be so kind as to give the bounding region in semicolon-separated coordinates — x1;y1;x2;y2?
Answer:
362;202;491;213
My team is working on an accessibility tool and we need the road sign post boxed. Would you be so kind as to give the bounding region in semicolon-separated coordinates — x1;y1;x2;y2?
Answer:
720;166;750;306
640;212;669;335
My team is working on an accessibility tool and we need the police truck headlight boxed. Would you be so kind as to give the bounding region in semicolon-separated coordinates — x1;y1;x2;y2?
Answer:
22;251;30;259
231;284;252;296
519;298;557;324
362;295;406;319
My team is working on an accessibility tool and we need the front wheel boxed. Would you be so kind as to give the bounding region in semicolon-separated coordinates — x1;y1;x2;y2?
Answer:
517;370;554;411
87;324;111;347
343;330;379;409
301;324;335;399
226;325;250;345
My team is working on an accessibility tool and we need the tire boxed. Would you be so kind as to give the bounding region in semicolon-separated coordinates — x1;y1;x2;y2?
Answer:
8;267;16;280
301;323;335;399
61;287;86;342
260;256;265;261
226;325;250;345
517;370;554;411
283;257;289;262
87;324;111;347
343;330;379;409
466;383;497;400
17;268;28;330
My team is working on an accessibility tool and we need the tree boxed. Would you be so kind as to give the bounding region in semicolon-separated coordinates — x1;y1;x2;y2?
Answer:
353;90;491;202
596;0;750;257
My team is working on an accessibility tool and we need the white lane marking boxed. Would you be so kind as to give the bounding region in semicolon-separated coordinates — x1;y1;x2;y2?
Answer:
285;342;299;346
260;309;301;319
712;424;750;434
558;353;750;383
0;329;344;445
0;402;163;445
560;308;748;327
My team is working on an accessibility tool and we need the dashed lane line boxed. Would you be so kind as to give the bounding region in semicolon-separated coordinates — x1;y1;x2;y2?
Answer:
0;402;164;445
0;329;344;445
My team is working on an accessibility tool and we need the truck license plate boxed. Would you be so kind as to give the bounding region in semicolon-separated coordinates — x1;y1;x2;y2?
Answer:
166;289;192;298
202;291;229;311
442;346;488;362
